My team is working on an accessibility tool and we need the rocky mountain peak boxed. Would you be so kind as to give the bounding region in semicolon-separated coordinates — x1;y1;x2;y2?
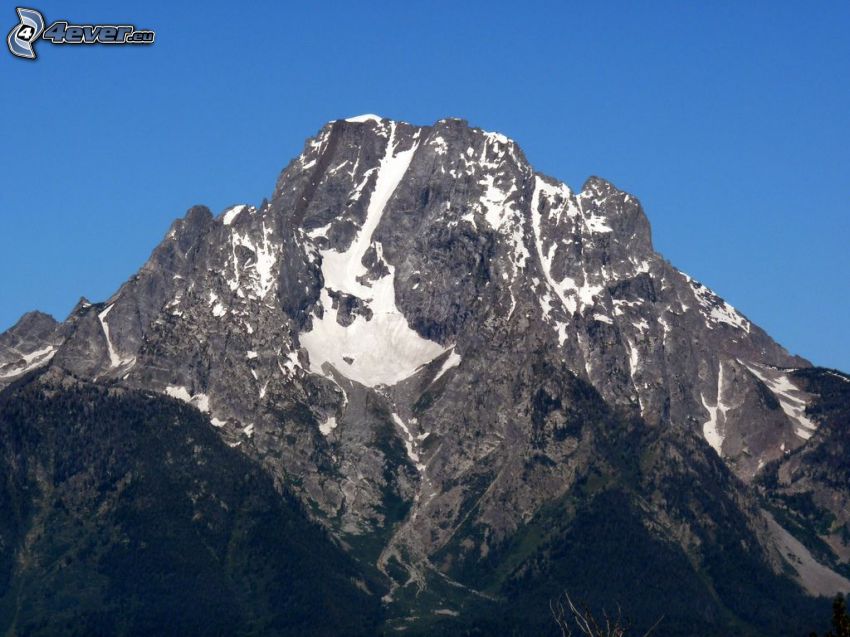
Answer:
1;116;816;475
0;310;62;383
69;296;93;316
2;116;848;632
9;310;57;332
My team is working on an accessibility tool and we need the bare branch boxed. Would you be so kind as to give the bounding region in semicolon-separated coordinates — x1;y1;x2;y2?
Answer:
550;596;572;637
550;591;664;637
641;614;665;637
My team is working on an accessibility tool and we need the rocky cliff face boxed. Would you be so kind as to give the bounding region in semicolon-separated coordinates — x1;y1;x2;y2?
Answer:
1;115;846;633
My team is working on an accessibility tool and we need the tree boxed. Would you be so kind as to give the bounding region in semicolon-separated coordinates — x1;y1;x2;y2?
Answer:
810;594;850;637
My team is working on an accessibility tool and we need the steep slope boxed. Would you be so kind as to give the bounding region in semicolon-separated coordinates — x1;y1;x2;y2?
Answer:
0;369;382;636
758;367;850;583
1;115;847;634
381;361;831;635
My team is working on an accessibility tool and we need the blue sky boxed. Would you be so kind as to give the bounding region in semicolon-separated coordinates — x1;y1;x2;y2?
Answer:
2;1;848;370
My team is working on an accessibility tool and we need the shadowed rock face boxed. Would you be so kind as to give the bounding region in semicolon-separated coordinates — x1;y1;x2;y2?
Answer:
2;115;846;631
758;368;850;583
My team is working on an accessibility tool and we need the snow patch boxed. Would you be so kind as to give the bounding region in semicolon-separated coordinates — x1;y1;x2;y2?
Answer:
690;280;751;333
0;345;57;379
165;385;211;414
531;176;610;335
825;370;850;384
701;361;727;455
229;222;279;298
21;345;55;365
484;130;509;145
300;122;448;387
319;416;338;436
277;350;301;379
432;348;461;383
430;135;448;155
221;204;248;226
392;413;426;473
345;113;383;123
306;222;333;240
632;317;650;332
585;215;613;233
613;299;642;316
744;363;817;439
531;177;578;332
627;342;640;374
473;173;528;272
98;304;132;369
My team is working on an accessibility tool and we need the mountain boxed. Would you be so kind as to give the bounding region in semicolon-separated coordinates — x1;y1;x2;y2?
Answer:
0;369;382;636
1;115;847;635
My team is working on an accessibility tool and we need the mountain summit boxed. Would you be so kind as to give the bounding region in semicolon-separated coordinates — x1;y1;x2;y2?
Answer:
1;116;847;635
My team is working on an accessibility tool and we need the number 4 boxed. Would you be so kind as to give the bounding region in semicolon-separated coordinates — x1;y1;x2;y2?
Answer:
17;25;34;41
43;21;66;43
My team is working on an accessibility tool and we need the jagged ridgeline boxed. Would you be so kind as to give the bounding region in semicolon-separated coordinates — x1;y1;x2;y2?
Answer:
1;115;848;635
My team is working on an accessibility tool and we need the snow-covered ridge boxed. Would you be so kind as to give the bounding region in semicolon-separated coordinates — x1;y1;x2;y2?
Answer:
825;370;850;384
344;115;519;161
687;279;751;333
344;114;383;123
221;204;249;226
